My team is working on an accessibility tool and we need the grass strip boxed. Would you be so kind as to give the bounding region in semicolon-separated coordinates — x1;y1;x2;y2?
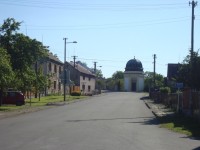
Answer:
159;114;200;137
0;95;87;112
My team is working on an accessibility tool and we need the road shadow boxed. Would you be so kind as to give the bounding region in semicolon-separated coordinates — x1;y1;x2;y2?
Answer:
126;116;159;125
193;147;200;150
66;116;160;125
140;96;150;100
158;114;200;139
140;95;200;139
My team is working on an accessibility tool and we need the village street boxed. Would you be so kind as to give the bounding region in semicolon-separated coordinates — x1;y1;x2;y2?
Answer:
0;92;199;150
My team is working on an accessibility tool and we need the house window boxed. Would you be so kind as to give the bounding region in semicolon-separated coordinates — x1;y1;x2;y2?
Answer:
59;66;61;74
54;81;57;89
58;82;61;90
88;77;91;81
83;76;85;80
54;64;57;73
49;63;52;71
48;79;51;89
82;84;85;91
88;85;91;92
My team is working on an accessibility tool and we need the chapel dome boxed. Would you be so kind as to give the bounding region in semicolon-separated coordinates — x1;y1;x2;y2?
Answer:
125;57;143;71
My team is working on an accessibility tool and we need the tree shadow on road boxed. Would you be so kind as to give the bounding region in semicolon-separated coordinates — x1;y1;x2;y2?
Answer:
140;96;150;100
66;116;162;127
127;116;160;125
157;113;200;139
193;147;200;150
66;116;155;123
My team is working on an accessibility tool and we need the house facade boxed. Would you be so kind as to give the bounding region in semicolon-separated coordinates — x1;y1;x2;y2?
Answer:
66;61;96;95
167;63;181;87
39;52;64;95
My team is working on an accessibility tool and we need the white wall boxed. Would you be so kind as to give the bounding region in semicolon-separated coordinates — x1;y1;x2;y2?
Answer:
124;77;130;91
138;77;144;92
80;75;95;94
124;71;144;92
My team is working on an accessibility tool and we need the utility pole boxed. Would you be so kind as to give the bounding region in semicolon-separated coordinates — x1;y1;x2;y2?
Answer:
153;54;156;89
72;56;78;68
189;0;197;56
94;62;97;74
189;0;197;89
63;38;67;101
63;38;77;101
189;1;197;114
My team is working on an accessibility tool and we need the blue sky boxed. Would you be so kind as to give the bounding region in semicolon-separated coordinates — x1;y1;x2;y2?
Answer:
1;0;200;78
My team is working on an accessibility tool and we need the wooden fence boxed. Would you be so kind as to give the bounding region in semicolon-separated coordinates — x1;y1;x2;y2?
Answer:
150;89;200;121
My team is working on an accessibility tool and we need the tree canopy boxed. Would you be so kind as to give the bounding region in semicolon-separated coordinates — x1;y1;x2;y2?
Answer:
112;71;124;80
106;71;124;91
144;71;164;92
177;50;200;90
0;18;48;94
0;47;14;90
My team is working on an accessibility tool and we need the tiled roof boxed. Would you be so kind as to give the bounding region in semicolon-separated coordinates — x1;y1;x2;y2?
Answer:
48;52;63;64
68;61;95;77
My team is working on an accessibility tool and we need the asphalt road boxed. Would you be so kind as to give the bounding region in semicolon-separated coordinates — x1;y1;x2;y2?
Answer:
0;92;199;150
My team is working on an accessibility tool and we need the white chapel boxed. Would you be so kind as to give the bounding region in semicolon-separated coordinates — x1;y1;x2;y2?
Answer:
124;57;144;92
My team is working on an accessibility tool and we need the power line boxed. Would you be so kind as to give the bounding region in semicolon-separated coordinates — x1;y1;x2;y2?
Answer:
0;1;188;11
22;17;190;31
26;16;190;28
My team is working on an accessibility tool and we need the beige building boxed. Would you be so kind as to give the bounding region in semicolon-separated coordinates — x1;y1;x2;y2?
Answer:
124;57;144;92
39;52;63;95
66;61;96;95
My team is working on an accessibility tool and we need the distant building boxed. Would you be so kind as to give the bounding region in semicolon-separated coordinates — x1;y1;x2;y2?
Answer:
39;52;63;95
167;63;181;81
124;57;144;92
66;61;96;95
167;63;182;88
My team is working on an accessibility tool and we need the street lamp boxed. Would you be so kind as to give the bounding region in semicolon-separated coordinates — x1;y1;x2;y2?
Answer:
63;38;77;101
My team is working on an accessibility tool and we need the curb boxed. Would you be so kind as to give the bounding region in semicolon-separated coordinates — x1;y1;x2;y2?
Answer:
151;110;158;117
144;100;167;118
145;102;151;109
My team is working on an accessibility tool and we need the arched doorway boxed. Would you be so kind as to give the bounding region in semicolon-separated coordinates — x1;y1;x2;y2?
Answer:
131;82;136;91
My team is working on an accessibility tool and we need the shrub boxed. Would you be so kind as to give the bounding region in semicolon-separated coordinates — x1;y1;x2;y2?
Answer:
70;91;81;96
160;87;171;94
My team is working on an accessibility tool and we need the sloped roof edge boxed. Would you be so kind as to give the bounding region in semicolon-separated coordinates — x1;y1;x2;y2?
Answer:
67;61;95;77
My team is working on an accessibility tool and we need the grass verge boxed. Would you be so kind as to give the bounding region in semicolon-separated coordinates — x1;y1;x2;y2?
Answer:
0;95;87;112
159;114;200;137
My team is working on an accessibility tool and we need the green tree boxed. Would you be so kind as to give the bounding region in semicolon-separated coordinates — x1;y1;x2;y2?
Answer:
0;18;20;36
0;47;14;105
95;69;105;91
144;71;164;92
36;66;50;100
177;50;200;90
105;77;116;91
106;71;124;91
112;71;124;80
96;69;103;78
0;18;48;93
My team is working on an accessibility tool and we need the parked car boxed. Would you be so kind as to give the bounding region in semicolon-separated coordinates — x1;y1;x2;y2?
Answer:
2;91;25;106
